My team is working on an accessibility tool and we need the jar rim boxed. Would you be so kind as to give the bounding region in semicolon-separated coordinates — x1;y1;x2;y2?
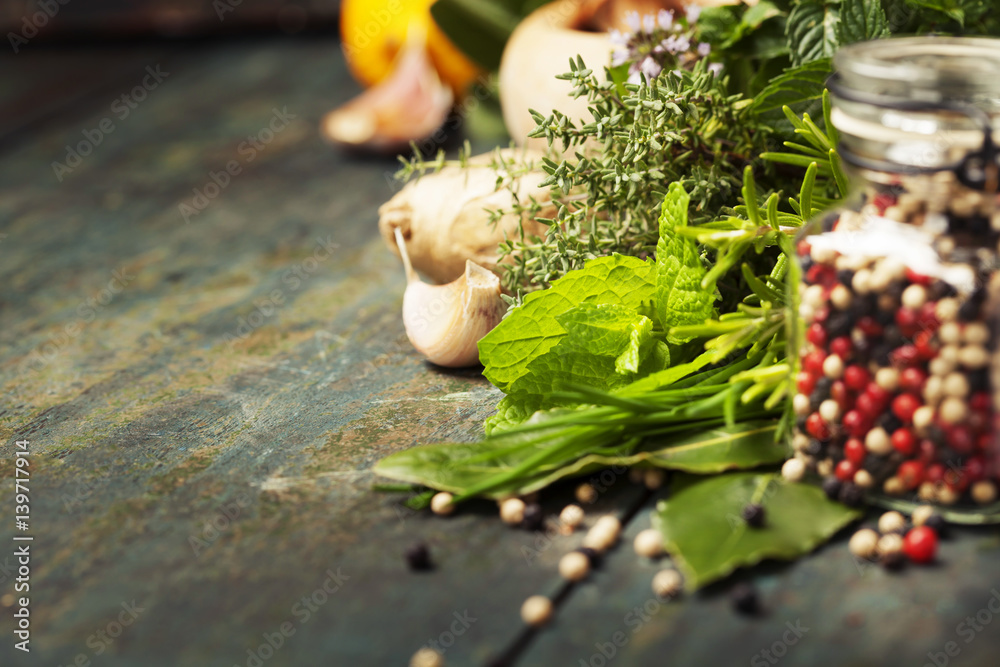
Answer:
834;36;1000;98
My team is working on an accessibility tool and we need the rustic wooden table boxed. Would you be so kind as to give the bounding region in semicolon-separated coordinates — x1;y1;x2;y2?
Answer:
2;38;1000;667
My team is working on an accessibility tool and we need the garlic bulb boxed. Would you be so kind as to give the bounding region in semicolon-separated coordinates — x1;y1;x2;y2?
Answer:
395;229;506;367
321;26;453;153
379;148;552;284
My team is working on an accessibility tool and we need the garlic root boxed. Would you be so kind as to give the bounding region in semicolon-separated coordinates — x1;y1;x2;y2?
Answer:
396;228;506;368
322;25;453;153
379;148;553;284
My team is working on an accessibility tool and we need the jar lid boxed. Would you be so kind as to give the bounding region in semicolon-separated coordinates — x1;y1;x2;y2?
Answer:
834;37;1000;108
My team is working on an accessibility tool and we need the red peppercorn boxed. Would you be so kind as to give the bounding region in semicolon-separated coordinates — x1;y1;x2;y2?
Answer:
918;439;937;463
854;392;880;418
797;372;817;396
903;526;938;564
891;428;916;456
864;383;891;410
970;392;991;412
897;460;925;490
895;308;920;337
797;240;812;257
891;345;920;367
899;367;928;393
946;425;975;455
965;456;987;483
844;438;866;466
835;459;858;482
813;305;830;323
842;410;869;438
805;413;830;440
807;323;828;348
803;351;826;375
926;463;946;484
944;468;968;493
916;301;939;329
807;265;837;288
891;394;921;422
872;192;896;214
977;432;993;453
905;268;933;286
913;330;937;360
829;336;853;360
843;365;870;392
856;316;883;338
830;381;852;410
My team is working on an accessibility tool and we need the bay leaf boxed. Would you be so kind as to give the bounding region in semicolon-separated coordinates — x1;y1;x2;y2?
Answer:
654;472;861;589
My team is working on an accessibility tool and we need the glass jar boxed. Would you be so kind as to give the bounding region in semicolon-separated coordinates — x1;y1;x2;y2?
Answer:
790;37;1000;513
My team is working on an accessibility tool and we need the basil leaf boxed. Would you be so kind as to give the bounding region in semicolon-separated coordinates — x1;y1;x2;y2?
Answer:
373;420;784;500
654;472;861;589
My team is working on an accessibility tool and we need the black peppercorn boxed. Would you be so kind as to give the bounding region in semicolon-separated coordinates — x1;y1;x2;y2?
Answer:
804;439;824;457
871;343;893;366
882;325;904;346
822;476;842;500
405;542;433;571
839;482;865;507
521;503;544;531
821;211;839;233
881;550;905;571
731;582;760;615
837;269;855;288
929;281;957;300
876;412;903;434
741;503;766;528
924;514;948;538
826;312;853;339
968;369;989;393
576;547;601;566
875;308;895;326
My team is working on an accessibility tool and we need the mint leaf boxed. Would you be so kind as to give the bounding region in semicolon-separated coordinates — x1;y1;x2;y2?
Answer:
837;0;889;43
787;1;841;67
556;303;655;375
751;59;832;115
656;183;716;343
484;394;544;435
479;254;658;394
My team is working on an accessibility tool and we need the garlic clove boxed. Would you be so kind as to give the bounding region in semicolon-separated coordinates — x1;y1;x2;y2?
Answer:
322;24;453;153
395;228;506;367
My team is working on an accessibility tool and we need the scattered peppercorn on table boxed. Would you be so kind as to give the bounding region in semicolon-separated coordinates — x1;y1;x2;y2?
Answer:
4;38;1000;667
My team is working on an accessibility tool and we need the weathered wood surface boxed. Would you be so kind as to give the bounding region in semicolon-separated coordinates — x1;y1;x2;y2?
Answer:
1;39;999;667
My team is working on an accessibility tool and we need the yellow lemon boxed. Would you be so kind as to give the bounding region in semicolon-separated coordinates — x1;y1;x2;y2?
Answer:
340;0;481;95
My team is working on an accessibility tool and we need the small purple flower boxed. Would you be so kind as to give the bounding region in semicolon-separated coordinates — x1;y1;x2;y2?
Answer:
611;47;630;66
640;56;662;79
708;62;724;76
642;14;656;33
624;11;641;32
657;9;674;31
698;42;711;57
609;29;628;47
663;34;690;54
685;5;702;24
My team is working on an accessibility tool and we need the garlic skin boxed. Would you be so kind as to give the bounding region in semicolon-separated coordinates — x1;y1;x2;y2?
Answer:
395;229;506;368
321;26;453;153
379;149;552;284
499;0;615;151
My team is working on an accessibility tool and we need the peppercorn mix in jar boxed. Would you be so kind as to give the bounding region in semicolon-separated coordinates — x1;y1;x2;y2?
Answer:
789;37;1000;512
